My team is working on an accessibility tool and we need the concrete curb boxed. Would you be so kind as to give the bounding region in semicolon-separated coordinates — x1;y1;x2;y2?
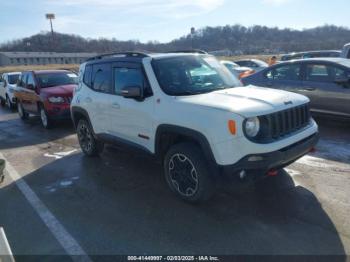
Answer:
0;159;5;184
0;227;15;262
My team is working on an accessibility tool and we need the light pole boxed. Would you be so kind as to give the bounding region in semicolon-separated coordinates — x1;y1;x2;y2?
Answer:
46;13;55;51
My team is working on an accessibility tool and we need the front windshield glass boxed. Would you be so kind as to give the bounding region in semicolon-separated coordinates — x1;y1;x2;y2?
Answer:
152;55;242;96
37;72;78;88
8;74;20;85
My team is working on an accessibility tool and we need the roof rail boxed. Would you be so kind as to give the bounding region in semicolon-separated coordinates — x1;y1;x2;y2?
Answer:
170;49;208;55
87;51;150;61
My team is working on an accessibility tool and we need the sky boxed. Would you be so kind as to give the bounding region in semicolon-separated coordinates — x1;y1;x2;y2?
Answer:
0;0;349;44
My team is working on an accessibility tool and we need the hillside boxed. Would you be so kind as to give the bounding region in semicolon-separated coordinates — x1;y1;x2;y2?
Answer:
0;25;349;54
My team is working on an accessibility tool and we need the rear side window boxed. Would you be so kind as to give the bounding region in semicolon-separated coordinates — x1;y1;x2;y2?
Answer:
91;63;112;93
83;65;92;87
305;64;347;82
266;64;301;81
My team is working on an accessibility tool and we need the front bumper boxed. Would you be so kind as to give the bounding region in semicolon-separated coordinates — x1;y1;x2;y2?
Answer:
220;132;319;177
46;104;72;120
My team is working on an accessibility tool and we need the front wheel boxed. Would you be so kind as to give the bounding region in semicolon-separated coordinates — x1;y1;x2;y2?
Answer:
76;119;104;157
164;143;215;203
6;96;14;110
40;106;53;129
0;97;5;107
17;102;29;120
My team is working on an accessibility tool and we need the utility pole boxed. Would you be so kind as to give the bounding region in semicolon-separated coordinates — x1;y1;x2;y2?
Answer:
46;13;55;51
191;27;195;50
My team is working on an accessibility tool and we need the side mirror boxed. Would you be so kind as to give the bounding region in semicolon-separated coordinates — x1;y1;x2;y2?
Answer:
121;86;142;99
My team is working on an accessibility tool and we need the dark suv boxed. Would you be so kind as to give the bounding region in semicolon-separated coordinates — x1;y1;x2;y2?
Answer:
15;70;78;128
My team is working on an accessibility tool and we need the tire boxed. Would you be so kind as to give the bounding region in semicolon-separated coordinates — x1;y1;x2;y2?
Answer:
76;118;104;157
6;95;13;110
164;143;215;203
17;101;29;120
0;97;5;107
39;105;53;129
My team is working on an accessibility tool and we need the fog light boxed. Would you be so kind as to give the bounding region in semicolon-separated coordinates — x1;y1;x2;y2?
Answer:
248;156;263;162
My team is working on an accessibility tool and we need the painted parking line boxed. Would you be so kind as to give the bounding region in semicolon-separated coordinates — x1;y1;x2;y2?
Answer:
0;152;91;262
0;227;15;262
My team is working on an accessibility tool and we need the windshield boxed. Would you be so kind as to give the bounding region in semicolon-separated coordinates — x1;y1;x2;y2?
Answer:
152;55;241;96
37;72;78;88
8;74;20;85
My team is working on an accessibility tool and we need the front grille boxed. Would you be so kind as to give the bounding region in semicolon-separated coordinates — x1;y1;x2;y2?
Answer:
252;103;311;143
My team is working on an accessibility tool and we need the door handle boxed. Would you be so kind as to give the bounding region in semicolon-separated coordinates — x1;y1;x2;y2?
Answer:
304;87;315;91
112;102;120;109
84;97;92;103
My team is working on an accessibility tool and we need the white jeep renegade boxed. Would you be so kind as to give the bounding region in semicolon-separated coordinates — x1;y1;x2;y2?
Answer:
71;51;318;202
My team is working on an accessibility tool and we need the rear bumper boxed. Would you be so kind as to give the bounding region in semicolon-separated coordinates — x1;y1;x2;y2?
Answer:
220;132;319;177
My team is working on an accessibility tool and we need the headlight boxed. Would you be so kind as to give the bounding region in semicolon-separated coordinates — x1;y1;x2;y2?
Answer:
48;96;65;103
244;117;260;137
8;88;15;93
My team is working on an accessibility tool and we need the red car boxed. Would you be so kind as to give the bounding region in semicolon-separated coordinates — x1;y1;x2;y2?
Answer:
15;70;78;128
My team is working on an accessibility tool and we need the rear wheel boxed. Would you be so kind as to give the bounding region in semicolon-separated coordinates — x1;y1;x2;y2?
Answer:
0;97;5;107
77;119;104;156
164;143;215;203
17;102;28;120
39;105;53;129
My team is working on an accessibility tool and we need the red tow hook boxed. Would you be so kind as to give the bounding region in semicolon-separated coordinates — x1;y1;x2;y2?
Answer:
267;170;278;177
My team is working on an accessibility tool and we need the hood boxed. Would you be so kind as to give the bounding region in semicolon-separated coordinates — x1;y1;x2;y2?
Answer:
40;84;76;96
176;85;309;118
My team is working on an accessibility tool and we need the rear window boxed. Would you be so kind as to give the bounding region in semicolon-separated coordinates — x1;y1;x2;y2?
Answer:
37;72;78;88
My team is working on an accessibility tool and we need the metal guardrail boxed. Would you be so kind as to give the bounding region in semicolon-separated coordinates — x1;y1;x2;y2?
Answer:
0;227;15;262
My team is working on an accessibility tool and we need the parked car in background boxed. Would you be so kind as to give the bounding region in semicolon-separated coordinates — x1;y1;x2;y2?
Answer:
341;43;350;59
0;72;21;109
220;60;255;79
234;59;268;72
71;51;318;202
281;50;341;61
15;70;78;128
242;58;350;119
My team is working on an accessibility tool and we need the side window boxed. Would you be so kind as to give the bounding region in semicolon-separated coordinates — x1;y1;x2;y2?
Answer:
265;64;300;81
83;64;92;87
247;61;257;68
305;64;333;82
18;74;27;88
91;63;112;93
26;73;36;89
237;61;247;67
114;67;152;96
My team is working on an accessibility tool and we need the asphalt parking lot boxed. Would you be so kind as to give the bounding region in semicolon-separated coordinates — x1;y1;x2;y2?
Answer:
0;107;350;261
